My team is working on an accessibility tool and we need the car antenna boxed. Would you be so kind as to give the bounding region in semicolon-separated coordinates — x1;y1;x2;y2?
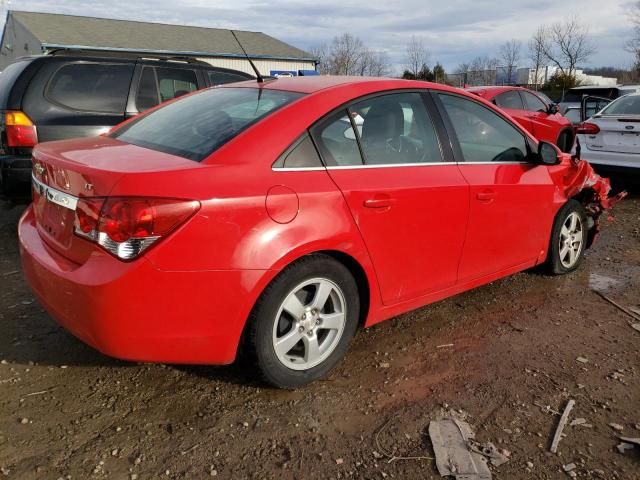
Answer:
230;30;264;83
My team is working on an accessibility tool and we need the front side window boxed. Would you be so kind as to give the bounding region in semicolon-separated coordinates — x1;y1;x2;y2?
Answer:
312;111;363;166
47;62;133;113
438;93;529;163
113;87;303;161
522;91;547;112
495;91;524;110
349;92;443;165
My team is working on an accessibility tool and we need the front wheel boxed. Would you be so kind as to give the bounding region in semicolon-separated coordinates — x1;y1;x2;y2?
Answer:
247;255;360;389
547;200;588;275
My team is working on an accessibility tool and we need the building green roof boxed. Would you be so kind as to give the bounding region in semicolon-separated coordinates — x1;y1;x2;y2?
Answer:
9;10;315;61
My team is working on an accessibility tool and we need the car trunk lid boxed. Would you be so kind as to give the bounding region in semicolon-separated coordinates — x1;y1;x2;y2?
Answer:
585;116;640;154
31;136;202;264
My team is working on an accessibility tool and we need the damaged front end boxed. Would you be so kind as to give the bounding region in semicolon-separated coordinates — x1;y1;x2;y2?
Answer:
550;155;627;248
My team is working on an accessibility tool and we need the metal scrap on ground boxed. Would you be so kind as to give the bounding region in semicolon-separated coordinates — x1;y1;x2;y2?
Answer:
428;418;496;479
550;399;575;454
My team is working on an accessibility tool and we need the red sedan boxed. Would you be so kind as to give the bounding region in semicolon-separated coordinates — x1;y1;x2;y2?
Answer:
19;77;620;388
467;86;575;153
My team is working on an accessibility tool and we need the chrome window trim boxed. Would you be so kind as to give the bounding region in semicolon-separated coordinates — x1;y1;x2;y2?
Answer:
32;174;78;211
271;160;532;172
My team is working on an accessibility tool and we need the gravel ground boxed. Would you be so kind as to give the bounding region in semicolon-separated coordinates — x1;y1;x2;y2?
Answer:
0;193;639;480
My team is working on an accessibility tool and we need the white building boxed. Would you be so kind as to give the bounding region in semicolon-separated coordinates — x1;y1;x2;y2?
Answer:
517;66;617;87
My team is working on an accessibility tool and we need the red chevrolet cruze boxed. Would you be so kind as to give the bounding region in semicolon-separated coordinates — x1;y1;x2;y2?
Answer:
19;77;620;388
467;86;575;153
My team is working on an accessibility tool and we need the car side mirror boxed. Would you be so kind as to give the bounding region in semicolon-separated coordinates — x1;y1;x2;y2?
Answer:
537;141;561;165
547;104;560;115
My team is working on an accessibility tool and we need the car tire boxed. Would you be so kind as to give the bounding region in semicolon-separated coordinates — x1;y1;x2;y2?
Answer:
556;130;574;153
547;200;588;275
247;254;360;389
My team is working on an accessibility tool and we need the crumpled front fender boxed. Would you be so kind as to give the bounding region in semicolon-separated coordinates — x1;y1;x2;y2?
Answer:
548;157;626;247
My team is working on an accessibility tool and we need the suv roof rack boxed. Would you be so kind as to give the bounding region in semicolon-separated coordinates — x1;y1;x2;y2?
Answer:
46;48;210;66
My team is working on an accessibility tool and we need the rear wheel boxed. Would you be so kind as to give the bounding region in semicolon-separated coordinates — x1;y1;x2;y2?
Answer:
248;255;359;389
547;200;587;274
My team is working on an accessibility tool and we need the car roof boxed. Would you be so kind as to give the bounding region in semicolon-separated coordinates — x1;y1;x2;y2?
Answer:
466;85;528;97
221;75;464;95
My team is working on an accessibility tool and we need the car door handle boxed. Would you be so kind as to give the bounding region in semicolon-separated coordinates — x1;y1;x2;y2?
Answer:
476;191;496;202
363;197;395;208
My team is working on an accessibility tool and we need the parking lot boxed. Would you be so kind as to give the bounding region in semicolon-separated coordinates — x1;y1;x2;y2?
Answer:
0;191;637;479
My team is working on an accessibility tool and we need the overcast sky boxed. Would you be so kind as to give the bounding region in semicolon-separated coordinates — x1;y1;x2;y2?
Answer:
1;0;635;72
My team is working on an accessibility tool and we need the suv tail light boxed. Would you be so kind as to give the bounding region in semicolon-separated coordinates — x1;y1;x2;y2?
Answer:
74;197;200;260
5;111;38;147
576;122;600;135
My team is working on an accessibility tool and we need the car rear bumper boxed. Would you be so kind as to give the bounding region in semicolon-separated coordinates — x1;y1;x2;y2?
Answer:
0;155;31;200
19;205;267;365
576;136;640;169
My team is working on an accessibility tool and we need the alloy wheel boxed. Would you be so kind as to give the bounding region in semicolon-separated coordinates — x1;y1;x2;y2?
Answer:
559;212;584;268
272;278;347;371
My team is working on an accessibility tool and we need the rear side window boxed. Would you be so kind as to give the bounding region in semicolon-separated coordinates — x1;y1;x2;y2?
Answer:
312;111;363;167
522;91;547;112
46;63;133;113
495;91;524;110
349;92;442;165
135;66;198;112
276;134;323;168
113;87;304;161
208;70;249;86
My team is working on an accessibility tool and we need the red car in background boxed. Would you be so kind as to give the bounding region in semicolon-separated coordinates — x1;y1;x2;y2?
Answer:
467;86;575;153
19;77;621;389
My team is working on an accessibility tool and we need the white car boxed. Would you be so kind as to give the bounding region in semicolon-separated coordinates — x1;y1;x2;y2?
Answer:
576;93;640;174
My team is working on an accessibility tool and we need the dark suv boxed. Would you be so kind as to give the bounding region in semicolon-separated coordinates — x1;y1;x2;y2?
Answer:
0;52;253;200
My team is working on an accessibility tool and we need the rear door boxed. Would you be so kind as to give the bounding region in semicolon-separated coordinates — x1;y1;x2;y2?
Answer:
434;92;555;281
311;91;469;305
23;60;134;141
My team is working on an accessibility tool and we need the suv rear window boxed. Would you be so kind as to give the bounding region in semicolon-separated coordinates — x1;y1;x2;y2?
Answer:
46;62;133;113
113;87;304;161
135;66;198;112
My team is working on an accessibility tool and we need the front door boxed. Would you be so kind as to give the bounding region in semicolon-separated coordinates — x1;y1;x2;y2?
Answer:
311;92;469;305
434;92;555;282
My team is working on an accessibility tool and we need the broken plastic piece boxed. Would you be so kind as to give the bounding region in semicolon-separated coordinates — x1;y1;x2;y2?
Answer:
429;418;492;479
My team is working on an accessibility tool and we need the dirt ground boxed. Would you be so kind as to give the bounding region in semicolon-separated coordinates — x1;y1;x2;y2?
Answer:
0;192;639;480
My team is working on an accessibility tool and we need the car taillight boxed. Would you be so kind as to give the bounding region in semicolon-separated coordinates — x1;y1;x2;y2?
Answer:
576;122;600;135
74;197;200;260
5;111;38;147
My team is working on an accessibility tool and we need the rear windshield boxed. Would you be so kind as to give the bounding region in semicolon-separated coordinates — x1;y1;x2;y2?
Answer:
113;87;303;161
600;95;640;116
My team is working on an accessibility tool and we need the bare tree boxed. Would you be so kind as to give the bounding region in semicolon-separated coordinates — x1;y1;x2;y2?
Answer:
541;17;596;80
309;44;329;75
499;39;521;85
327;33;365;75
405;36;431;77
528;26;547;89
626;2;640;72
363;50;392;77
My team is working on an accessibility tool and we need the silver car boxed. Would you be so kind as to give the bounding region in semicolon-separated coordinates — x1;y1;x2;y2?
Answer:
575;93;640;173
